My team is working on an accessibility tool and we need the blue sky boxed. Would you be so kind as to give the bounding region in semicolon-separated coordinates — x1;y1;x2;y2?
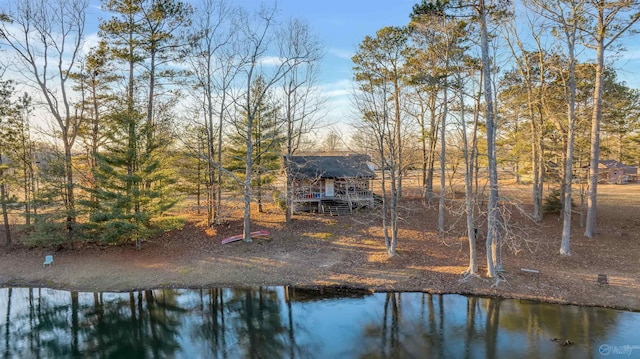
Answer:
240;0;418;80
82;0;640;133
82;0;419;128
251;0;640;133
233;0;420;127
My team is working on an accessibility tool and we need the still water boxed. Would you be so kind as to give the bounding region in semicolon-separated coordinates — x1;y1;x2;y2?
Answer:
1;287;639;358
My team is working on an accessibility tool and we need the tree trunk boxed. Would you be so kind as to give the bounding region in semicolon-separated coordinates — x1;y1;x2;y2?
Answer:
285;156;293;223
244;82;254;243
206;74;216;227
63;139;75;238
197;134;203;215
1;0;86;236
560;24;578;256
425;98;438;205
560;103;576;254
380;132;391;255
15;111;33;227
243;159;253;243
438;77;448;233
22;163;30;226
257;173;263;213
479;0;498;278
393;76;403;199
528;84;544;222
421;113;428;189
533;46;546;222
1;154;11;246
147;49;156;150
584;12;605;239
460;76;477;275
284;82;294;223
438;33;449;234
390;167;399;256
31;148;38;220
216;91;226;226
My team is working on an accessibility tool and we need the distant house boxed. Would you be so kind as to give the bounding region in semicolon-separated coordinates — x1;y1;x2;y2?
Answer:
287;154;375;215
581;160;638;184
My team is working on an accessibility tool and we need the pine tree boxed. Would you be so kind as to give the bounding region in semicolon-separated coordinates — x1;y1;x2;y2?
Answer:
0;78;16;245
0;79;37;243
83;105;178;248
228;76;284;213
84;0;185;248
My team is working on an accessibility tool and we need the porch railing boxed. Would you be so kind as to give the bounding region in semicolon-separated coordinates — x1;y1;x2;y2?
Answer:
293;190;373;202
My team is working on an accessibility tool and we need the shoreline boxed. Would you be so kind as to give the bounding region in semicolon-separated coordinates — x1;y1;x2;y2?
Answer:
3;275;639;313
2;189;640;314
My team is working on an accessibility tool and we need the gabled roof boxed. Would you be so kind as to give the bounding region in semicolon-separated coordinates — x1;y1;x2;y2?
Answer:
288;155;375;179
599;160;626;169
582;160;637;170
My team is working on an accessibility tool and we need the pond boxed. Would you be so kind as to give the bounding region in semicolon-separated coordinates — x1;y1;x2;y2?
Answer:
1;287;639;358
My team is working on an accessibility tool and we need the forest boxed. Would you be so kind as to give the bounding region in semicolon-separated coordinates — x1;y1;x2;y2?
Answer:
0;0;639;281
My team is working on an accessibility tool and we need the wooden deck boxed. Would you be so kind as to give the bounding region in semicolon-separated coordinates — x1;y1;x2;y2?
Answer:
292;190;374;214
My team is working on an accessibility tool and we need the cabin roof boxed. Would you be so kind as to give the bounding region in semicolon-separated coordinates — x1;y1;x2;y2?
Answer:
288;155;375;179
582;160;637;170
599;160;627;169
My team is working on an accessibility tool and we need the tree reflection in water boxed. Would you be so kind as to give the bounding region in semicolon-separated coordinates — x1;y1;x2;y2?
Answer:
0;287;637;358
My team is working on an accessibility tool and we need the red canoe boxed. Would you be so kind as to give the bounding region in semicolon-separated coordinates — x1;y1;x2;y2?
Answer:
221;230;270;244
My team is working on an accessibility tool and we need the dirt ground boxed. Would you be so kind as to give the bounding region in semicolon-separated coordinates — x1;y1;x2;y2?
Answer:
1;181;640;311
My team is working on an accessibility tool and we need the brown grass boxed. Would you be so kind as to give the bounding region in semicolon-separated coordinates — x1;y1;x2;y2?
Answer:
1;178;639;311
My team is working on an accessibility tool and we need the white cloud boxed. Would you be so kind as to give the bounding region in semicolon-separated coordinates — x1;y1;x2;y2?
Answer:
259;56;285;66
319;79;357;129
322;79;352;98
80;32;101;57
327;48;354;60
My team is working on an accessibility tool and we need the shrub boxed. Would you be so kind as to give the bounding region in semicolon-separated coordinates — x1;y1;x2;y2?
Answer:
272;190;286;211
543;189;574;214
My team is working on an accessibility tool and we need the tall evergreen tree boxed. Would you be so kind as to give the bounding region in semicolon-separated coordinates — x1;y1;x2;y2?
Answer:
85;0;182;248
228;76;284;213
137;0;192;155
0;78;16;245
83;104;178;248
352;26;410;257
0;79;35;242
71;41;119;181
412;0;511;277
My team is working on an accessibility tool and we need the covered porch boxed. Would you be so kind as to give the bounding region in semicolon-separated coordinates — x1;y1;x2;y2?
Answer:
288;155;376;215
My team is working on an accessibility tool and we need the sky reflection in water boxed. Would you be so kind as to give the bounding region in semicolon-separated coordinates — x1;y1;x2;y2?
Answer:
1;287;639;358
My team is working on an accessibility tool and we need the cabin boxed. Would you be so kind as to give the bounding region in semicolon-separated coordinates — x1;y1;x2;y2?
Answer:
287;154;376;215
597;160;637;184
578;160;638;184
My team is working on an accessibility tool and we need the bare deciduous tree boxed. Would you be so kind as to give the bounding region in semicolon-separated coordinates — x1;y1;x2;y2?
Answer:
0;0;88;234
584;0;640;238
236;4;315;242
188;0;240;227
528;0;586;256
280;18;325;223
501;11;550;222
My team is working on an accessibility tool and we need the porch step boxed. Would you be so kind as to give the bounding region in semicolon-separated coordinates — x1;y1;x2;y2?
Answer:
321;200;352;216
